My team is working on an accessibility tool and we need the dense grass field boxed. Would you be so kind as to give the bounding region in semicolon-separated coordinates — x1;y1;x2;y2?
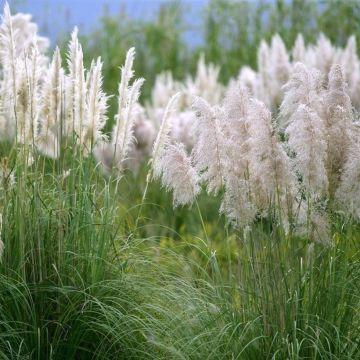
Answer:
1;1;360;359
2;139;360;359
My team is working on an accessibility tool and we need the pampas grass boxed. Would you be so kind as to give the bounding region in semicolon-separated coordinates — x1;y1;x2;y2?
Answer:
0;3;360;360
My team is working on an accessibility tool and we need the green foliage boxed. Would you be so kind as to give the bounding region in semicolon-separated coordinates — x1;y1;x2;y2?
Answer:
80;1;189;112
0;139;360;358
80;0;360;111
318;0;360;47
0;143;228;359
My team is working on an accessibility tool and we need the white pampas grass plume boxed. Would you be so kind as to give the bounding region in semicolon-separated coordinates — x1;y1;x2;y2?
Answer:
0;2;18;136
247;99;294;209
151;71;180;109
0;10;49;56
292;34;305;63
154;142;199;206
28;41;41;135
257;40;272;106
1;3;17;87
315;33;335;76
220;176;257;228
15;59;31;145
325;63;352;119
124;107;157;173
112;77;145;164
280;62;323;127
95;48;144;173
169;110;196;147
83;57;109;152
116;47;135;117
192;97;225;194
221;83;251;188
286;104;328;196
271;34;290;84
323;64;355;196
237;66;257;95
37;47;62;158
185;54;222;106
40;47;62;131
66;27;86;140
253;35;290;109
340;35;360;100
151;92;181;172
111;48;145;166
220;83;257;227
15;42;41;148
325;105;354;195
220;83;256;227
223;81;250;123
336;141;360;219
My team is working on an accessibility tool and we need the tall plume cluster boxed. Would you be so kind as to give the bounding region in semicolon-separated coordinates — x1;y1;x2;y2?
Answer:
137;32;360;171
142;55;223;158
155;54;360;243
155;84;296;230
0;3;143;171
236;33;360;113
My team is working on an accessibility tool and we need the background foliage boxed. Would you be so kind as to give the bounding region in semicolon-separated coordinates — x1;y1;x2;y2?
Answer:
76;0;360;105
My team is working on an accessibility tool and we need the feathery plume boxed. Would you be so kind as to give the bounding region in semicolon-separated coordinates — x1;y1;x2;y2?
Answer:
340;35;359;100
185;54;222;106
151;92;181;172
124;106;157;173
0;2;18;138
112;77;145;164
28;41;41;138
336;141;360;219
66;27;87;141
116;47;135;118
154;142;199;206
286;104;328;196
323;64;355;196
257;40;272;106
271;34;290;85
247;99;294;211
0;10;49;56
37;47;62;158
221;83;251;184
15;42;41;150
83;57;109;153
168;110;196;147
220;83;256;227
151;71;180;109
237;66;257;95
111;48;145;167
280;62;323;127
192;97;225;194
325;63;352;118
292;34;305;63
315;33;335;77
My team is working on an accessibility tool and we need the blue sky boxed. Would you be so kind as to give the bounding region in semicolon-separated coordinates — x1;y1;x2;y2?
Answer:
12;0;207;44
